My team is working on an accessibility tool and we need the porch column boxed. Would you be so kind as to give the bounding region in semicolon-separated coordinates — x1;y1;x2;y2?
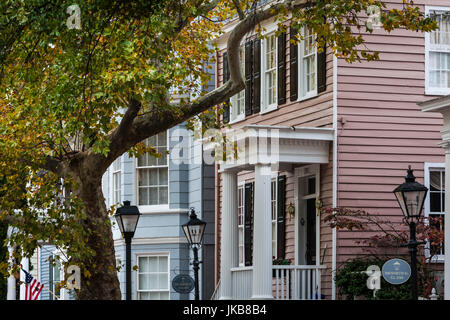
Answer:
19;257;29;300
251;164;273;299
7;245;16;300
219;171;239;300
443;142;450;300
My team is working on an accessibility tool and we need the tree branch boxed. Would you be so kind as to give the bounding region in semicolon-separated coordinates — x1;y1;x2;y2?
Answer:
103;0;310;169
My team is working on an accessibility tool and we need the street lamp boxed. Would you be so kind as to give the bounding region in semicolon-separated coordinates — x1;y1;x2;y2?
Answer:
182;208;206;300
115;200;141;300
393;165;428;300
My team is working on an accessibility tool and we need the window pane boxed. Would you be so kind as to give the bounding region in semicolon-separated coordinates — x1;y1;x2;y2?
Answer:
138;188;148;205
148;274;158;290
137;153;147;167
159;273;169;289
138;169;149;186
148;257;158;272
430;171;442;191
138;292;150;300
159;168;168;185
139;273;149;290
159;256;168;271
157;147;167;166
146;187;157;205
139;257;149;272
430;192;442;212
159;186;168;204
160;292;170;300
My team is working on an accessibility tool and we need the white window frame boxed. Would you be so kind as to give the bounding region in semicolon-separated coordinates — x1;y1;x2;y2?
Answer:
135;131;170;212
424;162;445;263
261;32;278;113
135;252;171;300
230;45;246;124
425;6;450;96
298;26;318;101
111;156;121;206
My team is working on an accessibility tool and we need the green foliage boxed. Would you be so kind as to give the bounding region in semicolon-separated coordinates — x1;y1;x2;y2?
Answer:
335;257;412;300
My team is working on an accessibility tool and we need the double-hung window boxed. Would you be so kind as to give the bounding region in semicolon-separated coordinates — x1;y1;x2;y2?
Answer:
137;255;170;300
112;157;121;205
426;8;450;95
230;46;246;122
299;27;317;99
424;164;445;261
137;131;168;207
263;34;277;111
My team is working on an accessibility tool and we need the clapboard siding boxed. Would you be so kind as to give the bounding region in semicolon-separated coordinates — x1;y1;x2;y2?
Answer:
336;0;448;265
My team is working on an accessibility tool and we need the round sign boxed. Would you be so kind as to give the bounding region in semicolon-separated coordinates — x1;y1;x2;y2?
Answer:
382;258;411;285
172;274;195;294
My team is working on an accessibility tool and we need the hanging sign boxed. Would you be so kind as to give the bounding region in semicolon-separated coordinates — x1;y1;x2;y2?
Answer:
381;258;411;285
172;274;195;294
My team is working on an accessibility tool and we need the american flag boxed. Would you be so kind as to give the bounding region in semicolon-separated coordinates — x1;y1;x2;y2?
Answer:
22;268;44;300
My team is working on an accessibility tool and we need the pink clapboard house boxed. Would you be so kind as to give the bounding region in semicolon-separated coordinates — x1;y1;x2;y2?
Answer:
209;0;450;300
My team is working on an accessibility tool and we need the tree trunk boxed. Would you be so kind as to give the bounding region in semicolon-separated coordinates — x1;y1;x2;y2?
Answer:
75;175;121;300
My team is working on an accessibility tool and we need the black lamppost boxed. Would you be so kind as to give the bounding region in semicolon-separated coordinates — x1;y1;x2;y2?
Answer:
115;200;141;300
393;166;428;300
182;208;206;300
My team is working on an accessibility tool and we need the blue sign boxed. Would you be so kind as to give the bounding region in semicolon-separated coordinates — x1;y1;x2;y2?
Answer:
172;274;195;294
382;258;411;285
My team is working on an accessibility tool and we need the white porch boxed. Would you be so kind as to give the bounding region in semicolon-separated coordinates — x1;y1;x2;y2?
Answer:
208;125;333;300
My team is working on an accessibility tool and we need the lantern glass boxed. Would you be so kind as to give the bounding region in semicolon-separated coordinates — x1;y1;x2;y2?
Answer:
182;209;206;247
115;201;141;237
116;214;140;234
393;166;428;224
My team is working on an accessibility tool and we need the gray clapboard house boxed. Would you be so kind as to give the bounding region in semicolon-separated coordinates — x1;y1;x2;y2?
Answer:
28;125;216;301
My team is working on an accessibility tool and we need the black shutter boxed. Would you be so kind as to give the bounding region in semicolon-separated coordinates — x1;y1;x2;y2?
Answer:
317;42;327;94
244;182;254;266
277;32;286;105
252;39;261;114
276;175;287;259
222;51;230;123
289;26;298;101
244;41;253;116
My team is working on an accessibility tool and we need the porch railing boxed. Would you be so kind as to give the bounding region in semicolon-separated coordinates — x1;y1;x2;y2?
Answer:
273;265;326;300
212;265;326;300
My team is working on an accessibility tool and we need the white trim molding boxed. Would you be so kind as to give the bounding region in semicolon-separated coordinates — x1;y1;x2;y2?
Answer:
114;236;188;247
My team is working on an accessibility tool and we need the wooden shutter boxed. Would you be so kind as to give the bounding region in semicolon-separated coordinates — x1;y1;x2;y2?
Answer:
317;42;327;93
289;26;298;101
222;51;230;123
252;39;261;114
244;182;254;266
277;32;286;105
245;41;253;116
276;175;286;259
